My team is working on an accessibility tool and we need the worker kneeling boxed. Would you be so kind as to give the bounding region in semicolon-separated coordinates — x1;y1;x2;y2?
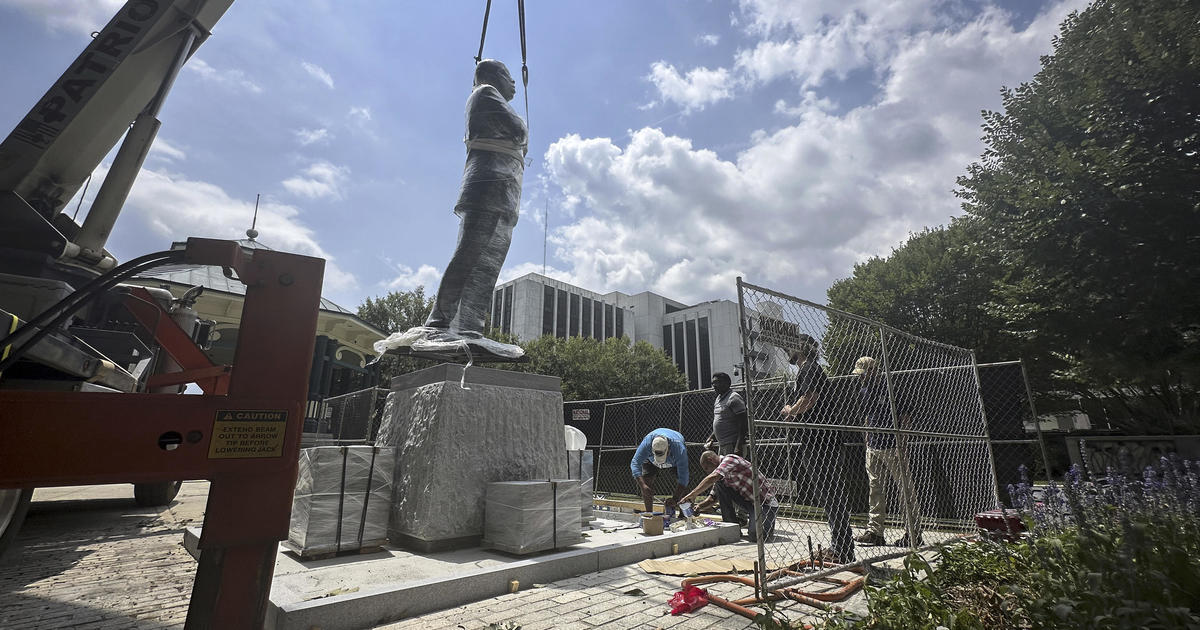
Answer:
681;451;778;543
631;428;689;514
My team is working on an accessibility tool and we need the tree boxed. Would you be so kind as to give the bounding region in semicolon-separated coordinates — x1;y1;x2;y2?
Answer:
956;0;1200;430
827;218;1013;364
356;288;436;381
501;336;687;401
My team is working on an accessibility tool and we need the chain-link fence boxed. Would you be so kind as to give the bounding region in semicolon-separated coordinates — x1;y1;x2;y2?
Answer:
736;278;999;588
562;365;1046;507
303;387;390;447
976;361;1052;502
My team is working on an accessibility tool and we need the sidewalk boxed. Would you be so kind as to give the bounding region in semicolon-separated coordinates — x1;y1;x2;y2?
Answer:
0;482;206;629
0;483;864;629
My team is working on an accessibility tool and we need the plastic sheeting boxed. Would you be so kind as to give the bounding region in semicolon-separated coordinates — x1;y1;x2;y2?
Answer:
288;445;395;556
373;326;524;360
566;450;595;524
564;425;587;451
418;59;529;339
483;480;581;555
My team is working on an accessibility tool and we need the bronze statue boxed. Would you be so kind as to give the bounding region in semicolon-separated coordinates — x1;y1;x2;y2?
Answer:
376;59;526;361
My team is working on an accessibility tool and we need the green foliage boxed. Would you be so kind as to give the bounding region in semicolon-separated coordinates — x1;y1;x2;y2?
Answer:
498;336;687;401
828;0;1200;430
821;459;1200;629
356;287;436;381
826;219;1011;363
956;0;1200;430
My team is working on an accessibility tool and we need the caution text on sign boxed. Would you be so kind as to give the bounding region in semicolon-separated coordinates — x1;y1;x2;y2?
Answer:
209;409;288;459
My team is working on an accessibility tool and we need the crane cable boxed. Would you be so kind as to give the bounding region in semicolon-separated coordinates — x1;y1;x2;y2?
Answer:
474;0;529;130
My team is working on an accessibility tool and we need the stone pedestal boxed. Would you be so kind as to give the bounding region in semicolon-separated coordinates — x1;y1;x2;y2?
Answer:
378;364;566;552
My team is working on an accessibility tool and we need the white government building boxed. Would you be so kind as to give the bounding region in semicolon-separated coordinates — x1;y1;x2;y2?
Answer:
489;273;783;389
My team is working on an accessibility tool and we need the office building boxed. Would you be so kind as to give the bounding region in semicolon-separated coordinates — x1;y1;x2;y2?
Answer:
491;273;781;389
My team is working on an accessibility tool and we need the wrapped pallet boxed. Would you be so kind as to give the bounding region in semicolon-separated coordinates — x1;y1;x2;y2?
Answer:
287;445;395;558
566;450;595;525
483;480;582;555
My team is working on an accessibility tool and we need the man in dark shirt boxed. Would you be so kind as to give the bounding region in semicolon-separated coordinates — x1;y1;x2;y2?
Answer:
781;335;855;563
706;372;747;455
852;356;921;547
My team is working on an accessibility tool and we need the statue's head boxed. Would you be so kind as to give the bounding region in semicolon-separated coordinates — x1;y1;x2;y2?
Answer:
475;59;516;102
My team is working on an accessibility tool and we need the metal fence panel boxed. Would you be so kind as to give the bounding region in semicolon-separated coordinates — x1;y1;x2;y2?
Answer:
737;279;997;589
306;387;390;446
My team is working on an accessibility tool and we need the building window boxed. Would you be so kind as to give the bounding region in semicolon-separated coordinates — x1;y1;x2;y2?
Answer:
502;285;513;334
593;300;603;338
569;293;580;337
493;290;502;330
615;308;624;339
604;303;614;339
686;319;699;390
542;285;554;336
556;289;568;339
662;325;673;360
698;316;711;387
673;322;686;379
582;297;592;338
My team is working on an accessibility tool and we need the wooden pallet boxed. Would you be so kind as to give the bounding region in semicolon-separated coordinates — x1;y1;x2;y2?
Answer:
282;540;387;561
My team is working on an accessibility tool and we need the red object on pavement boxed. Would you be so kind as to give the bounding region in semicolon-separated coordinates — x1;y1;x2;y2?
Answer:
668;584;710;615
975;509;1026;540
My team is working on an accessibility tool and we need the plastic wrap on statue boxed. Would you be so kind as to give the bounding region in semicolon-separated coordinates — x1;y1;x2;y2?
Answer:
381;59;527;363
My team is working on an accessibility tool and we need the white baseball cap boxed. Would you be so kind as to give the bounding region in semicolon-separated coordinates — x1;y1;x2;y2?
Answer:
651;436;669;465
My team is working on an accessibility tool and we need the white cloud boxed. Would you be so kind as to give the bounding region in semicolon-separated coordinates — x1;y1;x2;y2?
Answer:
0;0;123;35
774;91;837;116
300;61;335;89
384;264;442;291
281;161;349;200
85;164;356;292
696;33;720;46
148;139;187;162
646;62;735;112
295;128;332;146
544;0;1090;304
348;107;373;123
186;58;263;94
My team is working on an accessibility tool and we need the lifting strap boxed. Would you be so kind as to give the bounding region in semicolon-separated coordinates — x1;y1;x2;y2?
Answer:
474;0;492;64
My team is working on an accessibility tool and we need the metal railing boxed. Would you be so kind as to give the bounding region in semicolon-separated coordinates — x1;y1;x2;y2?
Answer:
303;387;390;446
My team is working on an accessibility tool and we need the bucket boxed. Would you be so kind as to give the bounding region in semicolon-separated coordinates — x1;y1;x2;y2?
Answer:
641;514;664;536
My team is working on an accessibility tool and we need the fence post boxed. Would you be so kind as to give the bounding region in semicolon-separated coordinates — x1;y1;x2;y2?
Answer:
677;393;684;436
596;403;607;496
876;327;916;544
971;351;1004;510
737;277;768;600
1020;360;1053;482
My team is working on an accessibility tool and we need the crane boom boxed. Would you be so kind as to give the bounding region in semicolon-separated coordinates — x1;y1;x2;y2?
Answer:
0;0;234;266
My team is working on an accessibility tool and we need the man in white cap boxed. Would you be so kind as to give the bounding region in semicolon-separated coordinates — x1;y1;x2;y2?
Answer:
851;356;922;547
630;428;689;513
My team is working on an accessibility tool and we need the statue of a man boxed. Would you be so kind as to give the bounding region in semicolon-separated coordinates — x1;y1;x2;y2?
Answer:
376;59;527;360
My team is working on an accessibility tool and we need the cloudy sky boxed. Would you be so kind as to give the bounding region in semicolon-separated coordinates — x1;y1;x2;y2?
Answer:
0;0;1089;311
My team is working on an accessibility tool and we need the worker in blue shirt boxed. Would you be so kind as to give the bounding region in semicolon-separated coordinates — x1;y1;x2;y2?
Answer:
631;428;689;513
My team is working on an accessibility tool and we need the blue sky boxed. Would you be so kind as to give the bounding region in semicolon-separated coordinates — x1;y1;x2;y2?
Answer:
0;0;1089;312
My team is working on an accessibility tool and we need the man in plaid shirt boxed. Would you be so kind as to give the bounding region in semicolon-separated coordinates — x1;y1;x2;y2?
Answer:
680;451;779;542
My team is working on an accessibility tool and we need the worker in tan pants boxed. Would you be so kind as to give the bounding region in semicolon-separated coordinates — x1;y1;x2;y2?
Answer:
852;356;922;547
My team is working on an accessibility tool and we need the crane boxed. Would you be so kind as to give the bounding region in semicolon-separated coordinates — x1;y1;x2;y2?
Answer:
0;2;326;627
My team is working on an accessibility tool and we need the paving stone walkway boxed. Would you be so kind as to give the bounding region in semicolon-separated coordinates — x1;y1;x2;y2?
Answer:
0;483;879;629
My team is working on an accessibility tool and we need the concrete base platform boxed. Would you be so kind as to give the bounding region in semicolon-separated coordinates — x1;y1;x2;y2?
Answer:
183;515;741;630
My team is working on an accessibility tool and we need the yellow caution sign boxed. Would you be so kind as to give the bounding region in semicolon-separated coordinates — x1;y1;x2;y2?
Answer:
208;409;288;459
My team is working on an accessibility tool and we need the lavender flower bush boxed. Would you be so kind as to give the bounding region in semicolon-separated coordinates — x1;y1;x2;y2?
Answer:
821;454;1200;629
